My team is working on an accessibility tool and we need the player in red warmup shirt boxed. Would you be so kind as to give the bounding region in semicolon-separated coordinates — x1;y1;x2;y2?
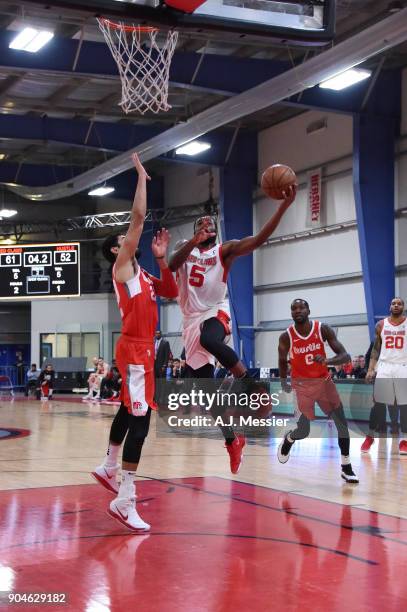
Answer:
278;299;359;484
92;153;178;532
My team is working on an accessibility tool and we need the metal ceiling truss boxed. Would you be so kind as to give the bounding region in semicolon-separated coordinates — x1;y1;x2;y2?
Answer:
0;199;218;239
2;203;406;242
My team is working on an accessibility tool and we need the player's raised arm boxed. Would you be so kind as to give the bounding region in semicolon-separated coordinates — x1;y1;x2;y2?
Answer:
168;220;216;271
278;331;291;392
115;153;150;282
221;185;296;266
366;322;383;382
150;228;178;299
317;325;351;366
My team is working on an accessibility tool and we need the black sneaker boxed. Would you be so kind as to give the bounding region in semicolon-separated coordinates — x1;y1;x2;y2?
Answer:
278;433;294;464
341;463;359;483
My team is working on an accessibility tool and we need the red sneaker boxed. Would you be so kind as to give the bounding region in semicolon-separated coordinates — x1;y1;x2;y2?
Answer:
226;434;246;474
399;440;407;455
361;436;374;453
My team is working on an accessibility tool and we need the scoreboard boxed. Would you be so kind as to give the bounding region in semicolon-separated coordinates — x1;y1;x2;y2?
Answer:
0;242;80;300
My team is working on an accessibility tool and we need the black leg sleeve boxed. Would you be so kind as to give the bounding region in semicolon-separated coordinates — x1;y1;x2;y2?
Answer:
109;402;130;445
290;414;311;440
200;318;240;370
122;408;152;464
331;405;350;456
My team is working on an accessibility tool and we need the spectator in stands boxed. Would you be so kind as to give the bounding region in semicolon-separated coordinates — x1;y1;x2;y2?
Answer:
333;364;347;380
101;365;122;400
25;363;40;396
154;331;171;405
38;364;55;400
166;359;174;381
15;352;25;387
154;331;171;377
356;355;367;379
342;359;353;376
171;358;186;380
84;357;109;401
350;356;361;378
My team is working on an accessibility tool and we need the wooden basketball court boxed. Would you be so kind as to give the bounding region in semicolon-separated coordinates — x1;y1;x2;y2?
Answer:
1;396;407;610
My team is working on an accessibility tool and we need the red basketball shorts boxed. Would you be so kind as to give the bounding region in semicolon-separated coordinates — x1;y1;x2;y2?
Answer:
292;377;341;420
115;335;156;416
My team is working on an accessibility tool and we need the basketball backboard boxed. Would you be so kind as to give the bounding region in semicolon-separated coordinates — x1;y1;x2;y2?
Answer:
69;0;336;44
163;1;335;41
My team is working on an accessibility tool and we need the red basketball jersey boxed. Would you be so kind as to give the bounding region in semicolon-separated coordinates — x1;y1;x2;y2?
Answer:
113;264;158;339
288;320;329;379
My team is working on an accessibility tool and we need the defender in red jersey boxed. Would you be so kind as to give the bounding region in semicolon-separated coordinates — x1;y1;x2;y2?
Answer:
277;299;358;484
92;154;178;532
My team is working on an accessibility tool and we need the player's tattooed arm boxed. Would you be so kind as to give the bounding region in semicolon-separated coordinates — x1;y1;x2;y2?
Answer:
168;222;216;271
318;325;351;366
115;153;150;281
366;323;382;382
278;332;292;393
221;185;297;265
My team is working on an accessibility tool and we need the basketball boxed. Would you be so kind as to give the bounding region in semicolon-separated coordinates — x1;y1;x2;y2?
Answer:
261;164;297;200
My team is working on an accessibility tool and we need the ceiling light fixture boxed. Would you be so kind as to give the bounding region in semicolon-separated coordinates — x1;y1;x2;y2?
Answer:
175;141;211;156
88;186;115;196
319;68;372;91
9;27;54;53
0;209;17;219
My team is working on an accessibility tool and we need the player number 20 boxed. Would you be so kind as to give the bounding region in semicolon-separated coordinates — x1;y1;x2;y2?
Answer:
189;265;205;287
385;336;404;350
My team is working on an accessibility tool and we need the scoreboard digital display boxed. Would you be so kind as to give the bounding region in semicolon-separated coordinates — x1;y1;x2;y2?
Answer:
0;242;80;300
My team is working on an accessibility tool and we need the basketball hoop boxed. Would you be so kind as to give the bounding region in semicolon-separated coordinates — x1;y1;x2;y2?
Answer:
97;18;178;115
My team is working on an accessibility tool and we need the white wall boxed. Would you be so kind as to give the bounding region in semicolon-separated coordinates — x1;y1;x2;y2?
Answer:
255;109;370;362
31;293;121;365
258;111;353;176
255;228;361;286
164;164;219;208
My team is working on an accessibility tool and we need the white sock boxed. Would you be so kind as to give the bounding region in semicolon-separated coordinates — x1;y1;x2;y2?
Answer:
341;455;351;466
104;443;120;468
118;470;137;500
287;434;294;443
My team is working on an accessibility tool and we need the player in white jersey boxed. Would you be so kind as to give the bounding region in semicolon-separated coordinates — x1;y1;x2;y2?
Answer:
361;297;407;454
169;186;296;473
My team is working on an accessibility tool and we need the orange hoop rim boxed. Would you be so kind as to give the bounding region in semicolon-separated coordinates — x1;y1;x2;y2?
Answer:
98;17;159;33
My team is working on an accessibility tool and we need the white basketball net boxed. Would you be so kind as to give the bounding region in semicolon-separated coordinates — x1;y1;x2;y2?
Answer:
97;18;178;115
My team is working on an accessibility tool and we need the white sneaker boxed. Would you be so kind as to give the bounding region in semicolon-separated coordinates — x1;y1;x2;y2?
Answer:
82;392;93;401
108;496;150;532
92;394;101;401
91;464;120;494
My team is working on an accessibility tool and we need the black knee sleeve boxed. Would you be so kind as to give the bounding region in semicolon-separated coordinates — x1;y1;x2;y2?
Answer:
122;409;152;464
369;402;386;431
331;405;350;456
291;414;311;440
109;402;129;445
200;318;239;370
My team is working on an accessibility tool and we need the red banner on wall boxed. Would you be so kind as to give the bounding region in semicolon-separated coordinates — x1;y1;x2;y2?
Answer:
307;168;322;227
